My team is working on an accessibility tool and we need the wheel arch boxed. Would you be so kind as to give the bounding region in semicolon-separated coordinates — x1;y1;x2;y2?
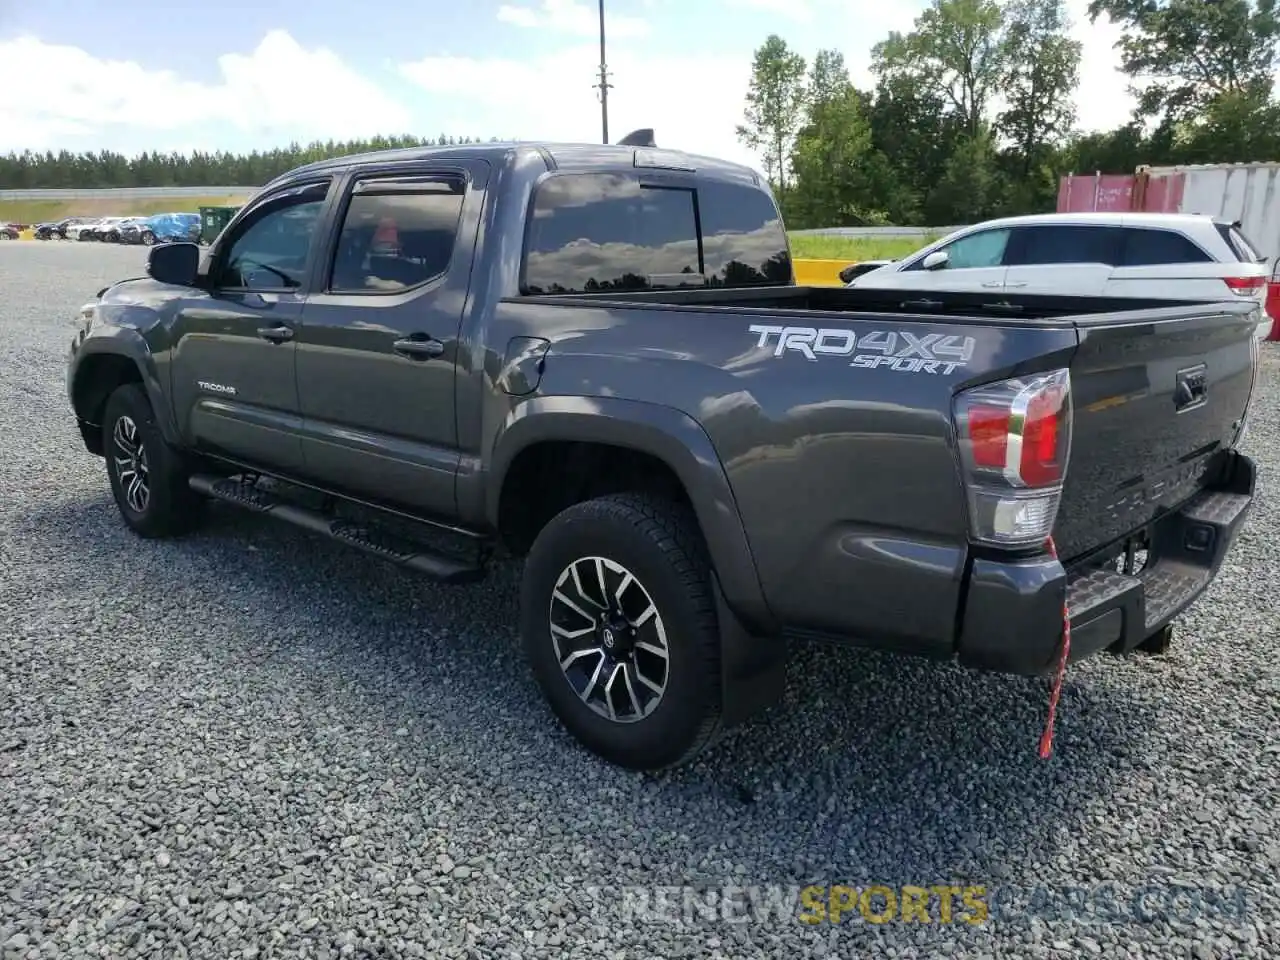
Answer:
70;334;179;451
488;395;776;634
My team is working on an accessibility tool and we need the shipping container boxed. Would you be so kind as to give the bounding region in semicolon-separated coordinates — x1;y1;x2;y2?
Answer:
1141;162;1280;261
1058;162;1280;257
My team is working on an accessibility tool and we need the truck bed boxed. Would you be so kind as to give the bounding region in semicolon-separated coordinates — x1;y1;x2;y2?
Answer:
506;283;1259;570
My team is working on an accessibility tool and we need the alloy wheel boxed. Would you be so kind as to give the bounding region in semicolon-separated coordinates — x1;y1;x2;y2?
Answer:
112;415;150;513
548;556;670;723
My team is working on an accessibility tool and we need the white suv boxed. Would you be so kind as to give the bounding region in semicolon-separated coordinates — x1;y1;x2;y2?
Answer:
848;213;1273;339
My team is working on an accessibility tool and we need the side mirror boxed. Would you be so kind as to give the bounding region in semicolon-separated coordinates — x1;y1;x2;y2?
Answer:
921;250;949;271
146;242;200;287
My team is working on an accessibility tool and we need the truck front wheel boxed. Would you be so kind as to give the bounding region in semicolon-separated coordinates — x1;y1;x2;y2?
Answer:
102;384;204;538
520;493;723;770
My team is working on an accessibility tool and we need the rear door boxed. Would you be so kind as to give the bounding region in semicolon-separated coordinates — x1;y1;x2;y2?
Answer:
293;160;486;519
1001;223;1119;295
855;226;1011;293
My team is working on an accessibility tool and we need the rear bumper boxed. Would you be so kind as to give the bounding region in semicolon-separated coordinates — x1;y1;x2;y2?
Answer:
957;451;1255;676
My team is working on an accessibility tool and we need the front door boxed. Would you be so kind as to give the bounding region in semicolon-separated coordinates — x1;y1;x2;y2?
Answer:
168;178;335;474
293;160;488;520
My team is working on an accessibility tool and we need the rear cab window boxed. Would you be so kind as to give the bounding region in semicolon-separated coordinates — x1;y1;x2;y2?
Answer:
520;171;790;294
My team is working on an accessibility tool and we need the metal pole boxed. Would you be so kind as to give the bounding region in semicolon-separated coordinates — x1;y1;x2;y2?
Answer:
597;0;610;143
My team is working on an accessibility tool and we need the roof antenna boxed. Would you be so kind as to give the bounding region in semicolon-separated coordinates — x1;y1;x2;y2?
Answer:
617;128;656;147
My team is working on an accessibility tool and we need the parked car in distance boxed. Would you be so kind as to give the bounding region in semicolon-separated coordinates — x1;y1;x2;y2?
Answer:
54;217;93;240
133;212;200;245
66;139;1260;770
75;216;129;241
0;223;21;239
848;212;1274;339
102;217;146;243
33;221;60;240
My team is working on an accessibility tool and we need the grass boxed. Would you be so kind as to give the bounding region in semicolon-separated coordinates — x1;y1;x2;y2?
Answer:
787;232;940;263
0;195;251;224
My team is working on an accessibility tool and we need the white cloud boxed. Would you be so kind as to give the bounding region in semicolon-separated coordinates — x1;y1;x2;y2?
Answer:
399;42;757;169
1065;0;1136;132
497;5;541;27
0;1;1138;179
0;30;413;153
495;0;650;39
728;0;815;22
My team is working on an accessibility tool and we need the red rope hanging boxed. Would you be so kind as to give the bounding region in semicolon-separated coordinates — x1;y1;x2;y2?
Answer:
1038;536;1071;759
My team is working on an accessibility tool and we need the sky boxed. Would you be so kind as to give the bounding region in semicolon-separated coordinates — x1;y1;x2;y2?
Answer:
0;0;1135;175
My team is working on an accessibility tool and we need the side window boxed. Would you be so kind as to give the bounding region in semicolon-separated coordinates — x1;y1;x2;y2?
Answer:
907;228;1011;270
1006;225;1120;266
522;173;699;294
695;179;792;286
328;175;465;293
215;181;329;291
1120;228;1213;266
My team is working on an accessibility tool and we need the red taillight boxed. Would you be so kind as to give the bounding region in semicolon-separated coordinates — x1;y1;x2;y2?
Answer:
954;370;1072;547
967;405;1010;468
1224;276;1265;297
1020;384;1067;486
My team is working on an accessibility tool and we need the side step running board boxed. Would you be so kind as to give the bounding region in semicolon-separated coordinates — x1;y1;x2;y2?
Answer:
189;475;486;584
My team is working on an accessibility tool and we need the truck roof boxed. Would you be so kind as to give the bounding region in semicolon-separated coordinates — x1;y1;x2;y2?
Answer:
266;140;763;190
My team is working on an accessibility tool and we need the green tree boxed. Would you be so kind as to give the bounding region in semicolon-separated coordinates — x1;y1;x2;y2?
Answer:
788;50;891;227
874;0;1006;138
1088;0;1280;124
998;0;1081;176
735;34;809;191
927;131;1002;223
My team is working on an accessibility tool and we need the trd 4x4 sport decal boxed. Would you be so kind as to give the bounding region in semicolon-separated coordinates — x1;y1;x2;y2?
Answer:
748;324;976;375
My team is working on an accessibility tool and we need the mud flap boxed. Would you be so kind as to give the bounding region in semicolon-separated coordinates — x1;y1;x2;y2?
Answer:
713;574;787;728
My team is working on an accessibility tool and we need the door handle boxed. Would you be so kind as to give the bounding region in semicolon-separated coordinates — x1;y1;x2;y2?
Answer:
393;336;445;359
1005;282;1028;288
257;324;294;343
981;280;1004;288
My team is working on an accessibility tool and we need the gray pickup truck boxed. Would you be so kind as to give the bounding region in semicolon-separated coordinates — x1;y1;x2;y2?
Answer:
66;136;1260;770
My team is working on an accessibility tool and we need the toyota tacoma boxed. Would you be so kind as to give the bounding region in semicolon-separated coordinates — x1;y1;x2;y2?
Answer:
66;134;1260;770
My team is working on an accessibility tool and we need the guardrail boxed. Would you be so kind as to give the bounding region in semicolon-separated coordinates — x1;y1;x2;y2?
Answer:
789;225;966;237
0;186;254;200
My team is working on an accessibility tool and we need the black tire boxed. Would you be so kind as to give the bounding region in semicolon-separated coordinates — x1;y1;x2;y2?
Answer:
102;383;204;538
520;493;723;770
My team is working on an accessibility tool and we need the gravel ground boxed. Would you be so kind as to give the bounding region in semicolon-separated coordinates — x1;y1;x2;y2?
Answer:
2;240;1279;959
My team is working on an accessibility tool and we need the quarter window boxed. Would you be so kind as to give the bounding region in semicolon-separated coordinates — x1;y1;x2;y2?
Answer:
215;182;329;290
329;176;466;293
1119;228;1212;266
523;173;700;294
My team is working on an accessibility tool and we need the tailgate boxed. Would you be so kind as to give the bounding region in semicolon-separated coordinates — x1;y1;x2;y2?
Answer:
1054;303;1257;562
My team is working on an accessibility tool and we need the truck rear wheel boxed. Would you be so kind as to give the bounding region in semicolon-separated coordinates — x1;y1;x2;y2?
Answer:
520;493;723;770
102;384;204;538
